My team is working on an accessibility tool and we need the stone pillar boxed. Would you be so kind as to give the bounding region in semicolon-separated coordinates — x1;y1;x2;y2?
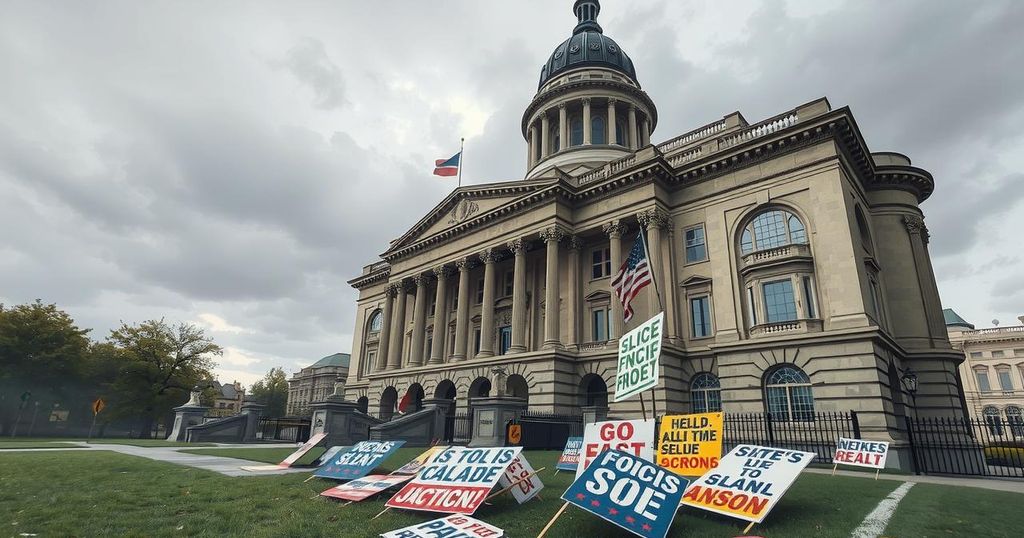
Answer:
604;220;626;339
375;285;396;372
387;281;408;370
467;395;528;447
641;117;651;146
607;98;617;145
541;113;550;158
428;266;451;365
166;389;209;442
665;226;681;340
541;226;565;349
478;248;498;358
558;103;568;150
567;235;584;349
638;208;671;321
582;98;592;145
409;274;429;367
452;258;473;361
581;405;609;425
508;238;528;353
240;401;265;443
528;124;538;168
628;106;638;150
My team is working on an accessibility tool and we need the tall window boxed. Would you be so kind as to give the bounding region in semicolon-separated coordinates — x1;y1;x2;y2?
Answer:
551;126;561;153
474;329;482;355
592;309;609;342
592;116;606;144
1006;406;1024;437
803;276;817;318
570;116;584;146
691;373;721;413
476;278;484;304
740;209;808;254
685;224;707;263
592;247;611;279
690;296;711;338
984;406;1004;436
499;326;512;355
369;310;383;333
997;367;1014;392
503;271;514;297
976;368;992;393
763;279;798;323
764;365;814;422
616;119;627;145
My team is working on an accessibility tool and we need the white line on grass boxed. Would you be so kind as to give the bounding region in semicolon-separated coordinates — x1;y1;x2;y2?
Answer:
850;481;915;538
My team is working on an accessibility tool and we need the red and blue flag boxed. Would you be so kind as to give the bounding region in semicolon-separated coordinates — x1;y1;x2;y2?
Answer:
433;152;461;177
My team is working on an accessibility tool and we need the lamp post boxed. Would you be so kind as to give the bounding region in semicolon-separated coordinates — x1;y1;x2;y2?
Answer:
901;368;919;408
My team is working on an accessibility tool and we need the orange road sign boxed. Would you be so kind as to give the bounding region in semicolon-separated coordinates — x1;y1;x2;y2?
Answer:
92;398;106;415
508;424;522;445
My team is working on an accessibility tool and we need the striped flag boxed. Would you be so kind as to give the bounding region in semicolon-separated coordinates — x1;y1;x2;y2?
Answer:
433;152;461;177
610;233;652;322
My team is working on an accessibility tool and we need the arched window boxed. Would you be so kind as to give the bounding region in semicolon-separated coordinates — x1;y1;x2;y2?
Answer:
740;209;808;254
591;115;606;144
616;119;627;146
551;126;561;153
984;406;1004;436
691;373;721;413
764;365;814;422
855;206;873;254
368;310;383;333
1006;406;1024;437
570;116;584;146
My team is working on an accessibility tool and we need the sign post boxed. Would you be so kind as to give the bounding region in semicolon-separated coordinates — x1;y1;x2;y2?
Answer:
87;398;105;442
614;312;664;403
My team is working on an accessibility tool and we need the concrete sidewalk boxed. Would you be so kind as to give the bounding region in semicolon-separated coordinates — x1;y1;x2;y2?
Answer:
804;466;1024;494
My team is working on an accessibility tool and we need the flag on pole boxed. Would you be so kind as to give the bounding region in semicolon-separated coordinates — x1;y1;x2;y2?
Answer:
611;233;652;322
433;152;461;177
397;389;413;414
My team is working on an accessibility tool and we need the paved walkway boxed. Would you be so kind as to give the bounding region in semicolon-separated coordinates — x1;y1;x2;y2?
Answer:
804;467;1024;494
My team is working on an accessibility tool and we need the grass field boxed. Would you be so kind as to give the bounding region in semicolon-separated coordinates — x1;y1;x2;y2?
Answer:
3;448;1022;537
0;437;215;448
0;440;83;449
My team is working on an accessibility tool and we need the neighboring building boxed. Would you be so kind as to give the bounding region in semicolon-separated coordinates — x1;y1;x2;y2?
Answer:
287;353;351;416
208;380;245;417
946;309;1024;428
344;0;964;448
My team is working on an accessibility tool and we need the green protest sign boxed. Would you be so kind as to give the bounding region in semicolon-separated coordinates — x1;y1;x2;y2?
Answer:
614;312;664;402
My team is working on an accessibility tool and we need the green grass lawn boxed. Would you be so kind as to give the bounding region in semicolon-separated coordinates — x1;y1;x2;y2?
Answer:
886;482;1023;537
0;437;215;448
0;440;82;449
86;438;215;448
182;446;323;465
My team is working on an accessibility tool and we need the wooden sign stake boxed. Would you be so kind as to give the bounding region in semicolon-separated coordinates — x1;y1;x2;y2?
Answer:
875;469;880;480
537;501;570;538
831;463;838;476
483;467;545;502
371;507;390;520
742;521;756;534
304;474;317;483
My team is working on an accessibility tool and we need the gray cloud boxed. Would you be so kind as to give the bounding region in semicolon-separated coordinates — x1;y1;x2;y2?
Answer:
270;38;348;110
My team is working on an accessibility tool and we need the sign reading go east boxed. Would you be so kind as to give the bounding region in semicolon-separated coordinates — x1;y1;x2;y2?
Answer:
578;419;656;479
614;312;664;402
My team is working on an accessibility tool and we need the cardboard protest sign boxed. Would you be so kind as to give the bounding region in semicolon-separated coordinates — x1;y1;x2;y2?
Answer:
496;453;544;504
614;312;664;402
311;445;348;468
563;449;687;538
320;474;412;502
556;437;583;472
380;515;503;538
393;445;448;476
656;412;723;476
834;437;889;470
314;440;405;480
578;419;656;479
386;446;522;515
281;432;329;467
682;444;815;523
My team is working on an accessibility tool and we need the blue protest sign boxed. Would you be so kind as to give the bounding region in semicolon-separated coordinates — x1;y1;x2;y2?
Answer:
562;449;687;538
314;440;405;480
556;437;583;472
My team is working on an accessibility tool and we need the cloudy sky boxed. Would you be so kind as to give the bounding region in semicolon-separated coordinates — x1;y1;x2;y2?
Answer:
1;0;1022;388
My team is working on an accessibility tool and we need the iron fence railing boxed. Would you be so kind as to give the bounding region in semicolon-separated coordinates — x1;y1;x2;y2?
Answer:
716;411;859;464
906;416;1024;478
256;417;311;443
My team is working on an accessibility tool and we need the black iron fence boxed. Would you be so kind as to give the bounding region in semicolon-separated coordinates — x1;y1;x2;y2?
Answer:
906;416;1024;478
720;411;860;464
256;417;310;443
446;411;473;444
513;411;585;450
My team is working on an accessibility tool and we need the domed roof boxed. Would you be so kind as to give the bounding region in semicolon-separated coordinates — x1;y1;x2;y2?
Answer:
538;1;639;90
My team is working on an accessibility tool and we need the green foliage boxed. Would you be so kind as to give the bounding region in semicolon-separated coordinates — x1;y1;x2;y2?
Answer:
0;300;91;392
250;367;288;417
984;446;1024;467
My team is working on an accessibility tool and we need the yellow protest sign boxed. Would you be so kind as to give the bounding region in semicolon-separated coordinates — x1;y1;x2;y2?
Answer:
656;412;723;476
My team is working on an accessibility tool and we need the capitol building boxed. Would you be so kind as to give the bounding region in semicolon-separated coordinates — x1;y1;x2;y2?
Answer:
343;0;965;445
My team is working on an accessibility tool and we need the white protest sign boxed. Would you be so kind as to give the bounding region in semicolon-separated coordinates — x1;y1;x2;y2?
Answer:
496;453;543;504
380;515;503;538
682;444;815;523
614;312;663;402
834;437;889;470
386;446;522;515
578;419;656;479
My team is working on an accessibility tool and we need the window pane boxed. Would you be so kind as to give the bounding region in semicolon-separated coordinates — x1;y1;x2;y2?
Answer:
998;371;1014;391
762;280;798;323
741;229;753;254
976;372;992;392
604;248;611;277
691;296;711;338
476;279;484;304
692;390;707;413
752;211;788;250
616;120;626;145
593;309;607;341
592;116;606;144
791;385;815;422
766;386;790;421
802;276;816;318
788;214;807;244
685;226;707;263
570;117;584;146
747;287;757;325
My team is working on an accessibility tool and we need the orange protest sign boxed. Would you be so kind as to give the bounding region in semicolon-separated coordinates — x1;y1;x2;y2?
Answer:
92;398;106;415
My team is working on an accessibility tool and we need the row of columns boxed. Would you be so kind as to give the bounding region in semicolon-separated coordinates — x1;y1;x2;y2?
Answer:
527;97;653;168
371;209;678;374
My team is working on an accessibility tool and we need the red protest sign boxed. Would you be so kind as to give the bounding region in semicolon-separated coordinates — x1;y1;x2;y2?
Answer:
280;432;328;467
386;446;521;515
578;419;656;478
320;474;411;502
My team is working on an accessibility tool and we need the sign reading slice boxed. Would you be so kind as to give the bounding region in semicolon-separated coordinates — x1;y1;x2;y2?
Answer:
614;312;664;402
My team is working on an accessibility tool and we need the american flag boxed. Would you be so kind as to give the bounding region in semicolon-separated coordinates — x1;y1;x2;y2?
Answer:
611;233;652;322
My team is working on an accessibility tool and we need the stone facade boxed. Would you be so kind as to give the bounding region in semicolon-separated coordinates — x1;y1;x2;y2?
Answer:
344;0;964;449
947;310;1024;425
208;380;245;418
286;353;350;416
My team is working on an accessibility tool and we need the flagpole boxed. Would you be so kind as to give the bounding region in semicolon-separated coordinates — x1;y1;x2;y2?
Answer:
458;137;465;188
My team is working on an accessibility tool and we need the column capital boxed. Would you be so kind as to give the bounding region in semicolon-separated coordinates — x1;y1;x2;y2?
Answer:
603;220;627;238
607;97;618;106
540;225;567;244
581;97;592;106
384;283;400;297
568;235;585;251
398;279;414;292
455;257;476;271
412;274;432;287
479;247;500;264
432;265;453;279
629;104;637;112
636;208;671;229
507;238;529;255
557;102;567;110
903;215;930;244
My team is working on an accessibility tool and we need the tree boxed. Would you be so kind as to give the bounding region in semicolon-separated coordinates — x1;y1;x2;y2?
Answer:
105;320;221;438
250;367;288;417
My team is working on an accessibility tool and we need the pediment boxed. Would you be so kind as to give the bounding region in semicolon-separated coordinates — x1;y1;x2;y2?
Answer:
680;275;713;287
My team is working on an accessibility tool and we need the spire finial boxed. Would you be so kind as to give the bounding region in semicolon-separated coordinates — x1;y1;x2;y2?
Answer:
573;0;602;34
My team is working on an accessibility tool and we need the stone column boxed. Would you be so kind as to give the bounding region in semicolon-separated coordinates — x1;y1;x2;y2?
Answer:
375;285;395;372
642;117;651;146
638;208;671;320
452;258;473;361
478;248;498;358
582;98;592;145
541;226;565;349
428;266;451;365
409;274;429;367
558;103;568;150
508;238;528;353
541;113;550;158
528;124;538;168
665;226;681;340
628;106;638;150
603;220;626;339
607;98;617;145
567;235;584;348
387;281;408;370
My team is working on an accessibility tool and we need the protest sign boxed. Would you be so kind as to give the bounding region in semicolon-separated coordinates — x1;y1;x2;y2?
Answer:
386;446;522;515
240;432;330;472
614;312;664;402
496;453;544;504
834;437;889;470
563;449;687;538
321;474;412;502
656;412;723;476
682;444;815;524
393;446;448;476
556;437;583;472
311;445;348;468
380;515;503;538
578;419;656;479
314;440;405;480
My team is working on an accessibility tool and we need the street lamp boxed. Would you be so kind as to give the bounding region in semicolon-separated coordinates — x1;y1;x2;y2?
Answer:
901;369;919;402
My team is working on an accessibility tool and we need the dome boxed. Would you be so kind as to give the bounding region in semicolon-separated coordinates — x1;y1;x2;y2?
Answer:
538;0;639;90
